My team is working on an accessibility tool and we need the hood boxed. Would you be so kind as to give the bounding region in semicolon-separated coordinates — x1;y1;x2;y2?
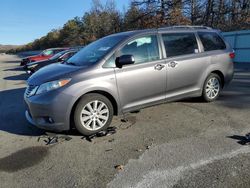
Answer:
27;54;52;61
23;55;40;60
27;63;81;86
27;59;49;67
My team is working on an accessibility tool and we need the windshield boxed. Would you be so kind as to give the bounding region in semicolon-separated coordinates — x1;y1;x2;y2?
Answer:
66;35;127;66
49;51;67;60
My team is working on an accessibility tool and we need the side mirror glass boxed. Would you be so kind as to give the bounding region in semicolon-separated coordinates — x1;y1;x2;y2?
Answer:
115;55;135;68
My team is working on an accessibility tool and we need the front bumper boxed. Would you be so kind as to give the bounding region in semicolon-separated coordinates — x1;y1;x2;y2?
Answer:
24;90;73;132
25;110;36;125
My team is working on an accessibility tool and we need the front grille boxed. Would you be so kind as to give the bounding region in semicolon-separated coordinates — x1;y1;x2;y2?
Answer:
25;85;38;97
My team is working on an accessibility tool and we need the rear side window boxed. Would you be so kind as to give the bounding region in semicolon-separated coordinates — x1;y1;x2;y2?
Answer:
198;32;226;51
162;33;198;58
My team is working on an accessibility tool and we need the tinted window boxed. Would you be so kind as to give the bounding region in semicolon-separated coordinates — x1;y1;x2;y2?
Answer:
119;35;159;64
162;33;198;57
198;32;226;51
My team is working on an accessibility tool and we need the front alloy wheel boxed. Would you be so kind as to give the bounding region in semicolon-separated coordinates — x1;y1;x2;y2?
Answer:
80;100;109;131
74;93;113;135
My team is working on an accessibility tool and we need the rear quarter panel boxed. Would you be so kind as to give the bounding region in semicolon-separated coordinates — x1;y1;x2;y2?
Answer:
205;50;234;86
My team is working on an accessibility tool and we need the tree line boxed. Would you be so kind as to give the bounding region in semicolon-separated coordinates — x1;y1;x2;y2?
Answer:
9;0;250;53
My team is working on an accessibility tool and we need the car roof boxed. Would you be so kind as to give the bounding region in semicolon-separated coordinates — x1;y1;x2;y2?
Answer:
54;49;77;55
108;25;219;38
107;29;157;38
158;26;220;33
62;49;77;53
45;47;69;51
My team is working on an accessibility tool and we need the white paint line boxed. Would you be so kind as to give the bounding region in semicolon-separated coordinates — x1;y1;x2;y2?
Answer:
134;146;250;188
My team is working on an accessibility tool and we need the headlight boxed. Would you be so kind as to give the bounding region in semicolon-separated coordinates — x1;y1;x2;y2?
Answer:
36;79;71;95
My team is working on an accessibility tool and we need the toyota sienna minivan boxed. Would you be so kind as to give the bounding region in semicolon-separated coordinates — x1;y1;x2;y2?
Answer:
24;26;234;135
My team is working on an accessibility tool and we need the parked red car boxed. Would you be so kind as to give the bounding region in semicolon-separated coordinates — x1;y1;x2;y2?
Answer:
20;48;69;66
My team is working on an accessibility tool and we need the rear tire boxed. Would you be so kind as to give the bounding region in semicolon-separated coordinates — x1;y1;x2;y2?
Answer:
202;73;222;102
74;93;113;136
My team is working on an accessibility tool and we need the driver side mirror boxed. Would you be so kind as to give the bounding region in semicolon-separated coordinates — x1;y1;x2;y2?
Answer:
115;55;135;68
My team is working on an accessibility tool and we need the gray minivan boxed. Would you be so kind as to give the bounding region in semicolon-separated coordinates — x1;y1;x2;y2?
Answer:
24;26;234;135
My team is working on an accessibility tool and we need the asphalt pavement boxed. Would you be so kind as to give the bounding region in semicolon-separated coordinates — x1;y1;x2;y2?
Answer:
0;54;250;188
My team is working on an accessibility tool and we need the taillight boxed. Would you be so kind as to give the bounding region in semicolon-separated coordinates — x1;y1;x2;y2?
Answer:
229;52;235;59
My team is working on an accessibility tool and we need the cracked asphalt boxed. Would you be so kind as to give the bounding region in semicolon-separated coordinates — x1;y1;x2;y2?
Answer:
0;54;250;188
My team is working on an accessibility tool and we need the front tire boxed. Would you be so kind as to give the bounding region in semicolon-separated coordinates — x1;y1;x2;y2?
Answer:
74;93;113;136
202;73;222;102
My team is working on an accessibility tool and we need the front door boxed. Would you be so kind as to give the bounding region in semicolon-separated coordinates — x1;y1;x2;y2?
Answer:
114;35;167;112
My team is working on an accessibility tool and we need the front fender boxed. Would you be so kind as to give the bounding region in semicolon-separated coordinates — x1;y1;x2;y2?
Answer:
62;73;121;126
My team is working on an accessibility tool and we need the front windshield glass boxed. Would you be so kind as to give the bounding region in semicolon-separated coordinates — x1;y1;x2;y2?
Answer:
66;35;127;66
49;51;66;60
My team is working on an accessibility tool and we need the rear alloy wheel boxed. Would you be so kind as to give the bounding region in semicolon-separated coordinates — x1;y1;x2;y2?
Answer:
74;93;113;136
202;73;221;102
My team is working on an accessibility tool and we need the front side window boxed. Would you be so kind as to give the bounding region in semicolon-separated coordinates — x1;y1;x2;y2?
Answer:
198;32;226;51
103;54;116;68
162;33;199;58
119;35;160;64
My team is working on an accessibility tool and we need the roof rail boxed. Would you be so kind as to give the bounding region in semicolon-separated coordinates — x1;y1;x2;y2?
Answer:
159;25;213;30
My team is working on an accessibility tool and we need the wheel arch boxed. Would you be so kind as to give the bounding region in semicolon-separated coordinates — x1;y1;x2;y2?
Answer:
69;90;119;129
210;70;225;88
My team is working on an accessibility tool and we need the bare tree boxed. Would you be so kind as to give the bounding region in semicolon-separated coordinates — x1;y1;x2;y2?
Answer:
10;0;250;53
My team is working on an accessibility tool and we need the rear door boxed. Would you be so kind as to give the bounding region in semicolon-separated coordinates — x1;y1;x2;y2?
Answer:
160;32;209;100
114;34;167;112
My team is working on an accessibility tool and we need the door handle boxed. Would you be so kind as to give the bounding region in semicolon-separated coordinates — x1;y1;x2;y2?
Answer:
154;64;165;70
168;61;178;68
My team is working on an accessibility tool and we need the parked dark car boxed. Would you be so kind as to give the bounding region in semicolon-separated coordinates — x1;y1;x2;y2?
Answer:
20;48;69;66
24;50;77;74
